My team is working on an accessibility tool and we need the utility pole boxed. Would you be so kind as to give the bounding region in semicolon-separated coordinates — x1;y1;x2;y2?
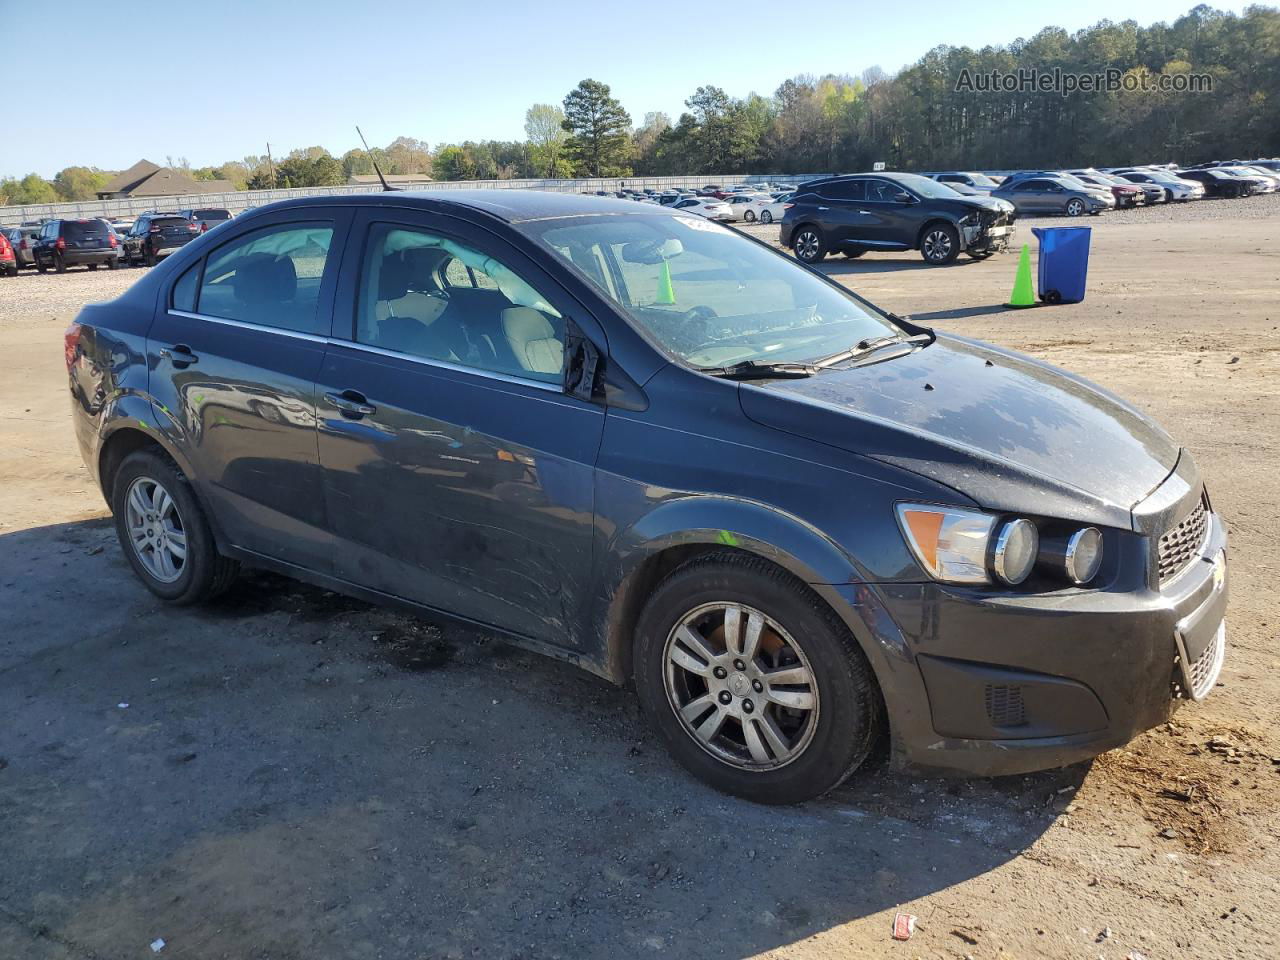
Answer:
266;142;277;189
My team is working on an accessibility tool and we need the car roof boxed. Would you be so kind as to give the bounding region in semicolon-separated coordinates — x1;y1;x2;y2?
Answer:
254;189;679;224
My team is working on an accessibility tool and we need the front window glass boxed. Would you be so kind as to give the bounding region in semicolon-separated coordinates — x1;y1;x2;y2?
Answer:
522;214;899;369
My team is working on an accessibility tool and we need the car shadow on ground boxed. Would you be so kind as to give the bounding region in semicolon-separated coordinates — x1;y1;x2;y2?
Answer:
0;519;1080;959
815;256;996;276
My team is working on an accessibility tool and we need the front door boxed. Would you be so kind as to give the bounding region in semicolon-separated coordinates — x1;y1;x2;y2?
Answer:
814;180;877;249
147;210;351;573
316;212;605;648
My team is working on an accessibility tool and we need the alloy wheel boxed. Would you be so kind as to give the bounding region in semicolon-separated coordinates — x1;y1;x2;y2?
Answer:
663;602;820;770
795;230;820;261
1066;199;1085;217
124;476;187;583
922;229;953;262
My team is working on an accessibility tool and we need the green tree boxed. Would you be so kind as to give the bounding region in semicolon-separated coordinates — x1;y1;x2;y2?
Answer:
525;103;571;177
433;145;475;181
0;174;58;204
52;166;110;201
561;79;633;176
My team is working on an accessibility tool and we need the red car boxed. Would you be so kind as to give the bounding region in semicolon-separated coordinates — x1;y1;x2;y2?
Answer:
1075;173;1145;208
0;232;17;277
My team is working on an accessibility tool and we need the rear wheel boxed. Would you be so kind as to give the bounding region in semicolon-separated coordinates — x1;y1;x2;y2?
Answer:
111;450;239;605
87;264;98;271
55;254;67;274
920;223;960;264
144;248;157;267
633;553;882;804
743;209;756;222
107;258;118;270
792;227;826;264
760;210;774;224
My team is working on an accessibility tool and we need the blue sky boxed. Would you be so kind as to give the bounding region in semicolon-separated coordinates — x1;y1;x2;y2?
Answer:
2;0;1254;178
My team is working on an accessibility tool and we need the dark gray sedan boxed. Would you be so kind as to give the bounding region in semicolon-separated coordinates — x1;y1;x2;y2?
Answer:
65;191;1227;803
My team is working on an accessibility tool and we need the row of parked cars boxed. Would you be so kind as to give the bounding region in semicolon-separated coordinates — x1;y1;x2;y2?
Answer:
770;158;1280;266
0;207;234;276
585;183;799;223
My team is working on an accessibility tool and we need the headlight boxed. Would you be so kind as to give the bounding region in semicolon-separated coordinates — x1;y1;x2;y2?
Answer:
1039;527;1104;584
896;505;1037;585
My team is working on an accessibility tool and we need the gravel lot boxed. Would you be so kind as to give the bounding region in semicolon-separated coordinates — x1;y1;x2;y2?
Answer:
1;196;1277;960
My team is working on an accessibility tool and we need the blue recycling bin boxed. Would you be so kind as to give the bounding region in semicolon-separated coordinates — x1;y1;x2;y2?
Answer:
1031;226;1091;304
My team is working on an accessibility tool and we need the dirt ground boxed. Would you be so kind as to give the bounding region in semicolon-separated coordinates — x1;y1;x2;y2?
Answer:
1;202;1277;960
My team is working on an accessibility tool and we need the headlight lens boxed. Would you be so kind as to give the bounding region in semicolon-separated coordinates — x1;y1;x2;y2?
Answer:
896;504;994;584
1066;527;1104;583
992;518;1038;585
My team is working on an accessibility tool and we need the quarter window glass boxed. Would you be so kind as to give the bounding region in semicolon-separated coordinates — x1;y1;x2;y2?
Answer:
197;224;334;334
357;224;564;384
172;262;200;312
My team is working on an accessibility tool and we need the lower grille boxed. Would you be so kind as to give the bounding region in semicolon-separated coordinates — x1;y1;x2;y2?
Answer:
1185;622;1226;700
1157;496;1209;583
984;684;1026;727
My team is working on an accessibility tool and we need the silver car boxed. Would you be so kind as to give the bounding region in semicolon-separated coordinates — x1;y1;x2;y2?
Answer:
1114;169;1205;202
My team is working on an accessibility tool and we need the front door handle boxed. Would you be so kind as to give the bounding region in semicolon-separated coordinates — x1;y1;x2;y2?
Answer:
816;206;829;210
858;210;871;215
159;344;199;367
325;390;376;418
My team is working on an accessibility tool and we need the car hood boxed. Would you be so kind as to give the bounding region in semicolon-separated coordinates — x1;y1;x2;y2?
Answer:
954;195;1011;215
738;334;1179;530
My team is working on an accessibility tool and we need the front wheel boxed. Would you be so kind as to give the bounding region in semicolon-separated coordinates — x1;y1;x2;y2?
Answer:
111;450;240;605
792;227;826;264
920;223;960;264
760;210;773;224
633;553;882;804
1065;198;1086;217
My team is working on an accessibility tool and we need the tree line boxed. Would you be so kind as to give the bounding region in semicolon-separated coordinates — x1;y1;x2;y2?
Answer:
4;4;1276;206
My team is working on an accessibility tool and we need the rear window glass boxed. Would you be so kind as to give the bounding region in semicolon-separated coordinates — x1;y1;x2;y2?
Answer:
63;221;110;239
153;217;190;229
194;209;231;221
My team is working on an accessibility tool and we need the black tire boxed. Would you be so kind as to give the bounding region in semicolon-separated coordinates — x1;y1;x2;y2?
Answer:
111;449;239;605
37;260;47;274
843;249;865;259
144;248;157;267
633;552;882;804
88;264;98;271
792;226;826;264
967;250;995;260
760;210;773;224
743;209;756;222
1065;198;1086;217
4;264;16;278
920;222;960;264
55;253;67;274
107;258;119;270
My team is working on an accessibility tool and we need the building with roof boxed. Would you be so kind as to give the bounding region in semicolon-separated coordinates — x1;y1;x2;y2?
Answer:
96;160;233;200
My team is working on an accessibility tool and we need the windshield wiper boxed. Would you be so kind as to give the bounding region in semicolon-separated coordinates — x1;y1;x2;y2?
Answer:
814;332;934;368
702;359;819;380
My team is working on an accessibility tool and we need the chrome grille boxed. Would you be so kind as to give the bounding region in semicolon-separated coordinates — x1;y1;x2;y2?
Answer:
1157;496;1208;583
1185;622;1226;700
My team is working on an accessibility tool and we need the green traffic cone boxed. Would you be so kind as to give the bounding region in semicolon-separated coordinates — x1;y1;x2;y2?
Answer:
656;259;676;305
1006;243;1036;308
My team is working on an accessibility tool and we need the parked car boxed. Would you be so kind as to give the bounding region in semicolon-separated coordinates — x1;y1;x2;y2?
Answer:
927;172;1001;193
991;176;1112;217
670;196;734;220
782;173;1017;264
759;193;794;224
1071;170;1164;205
65;190;1228;804
178;208;233;233
4;226;40;269
123;213;199;266
724;193;775;222
33;218;120;273
0;231;16;277
1112;169;1204;202
1226;166;1280;192
1068;173;1146;208
1177;168;1256;198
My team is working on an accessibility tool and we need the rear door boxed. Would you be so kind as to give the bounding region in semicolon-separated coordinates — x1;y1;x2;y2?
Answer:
316;209;605;646
814;179;873;247
147;208;353;573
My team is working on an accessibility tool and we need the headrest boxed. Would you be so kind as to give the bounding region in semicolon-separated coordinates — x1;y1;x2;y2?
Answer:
378;251;413;300
501;306;555;342
234;254;297;304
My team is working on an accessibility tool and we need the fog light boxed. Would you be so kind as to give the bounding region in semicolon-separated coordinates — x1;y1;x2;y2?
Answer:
991;519;1038;585
1064;527;1103;584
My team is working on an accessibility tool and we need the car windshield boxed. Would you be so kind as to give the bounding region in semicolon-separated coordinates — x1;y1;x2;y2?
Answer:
966;173;998;187
521;214;901;369
887;174;961;200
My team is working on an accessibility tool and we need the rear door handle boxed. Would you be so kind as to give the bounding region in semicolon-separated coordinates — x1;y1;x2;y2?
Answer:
159;344;199;367
325;390;376;418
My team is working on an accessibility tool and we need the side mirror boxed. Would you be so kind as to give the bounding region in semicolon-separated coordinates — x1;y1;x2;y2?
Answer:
894;192;916;204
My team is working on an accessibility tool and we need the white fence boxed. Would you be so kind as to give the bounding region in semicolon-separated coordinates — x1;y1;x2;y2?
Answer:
0;174;836;224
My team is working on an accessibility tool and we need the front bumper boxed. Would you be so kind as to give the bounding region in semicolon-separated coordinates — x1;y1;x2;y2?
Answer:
820;510;1228;777
961;216;1016;252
